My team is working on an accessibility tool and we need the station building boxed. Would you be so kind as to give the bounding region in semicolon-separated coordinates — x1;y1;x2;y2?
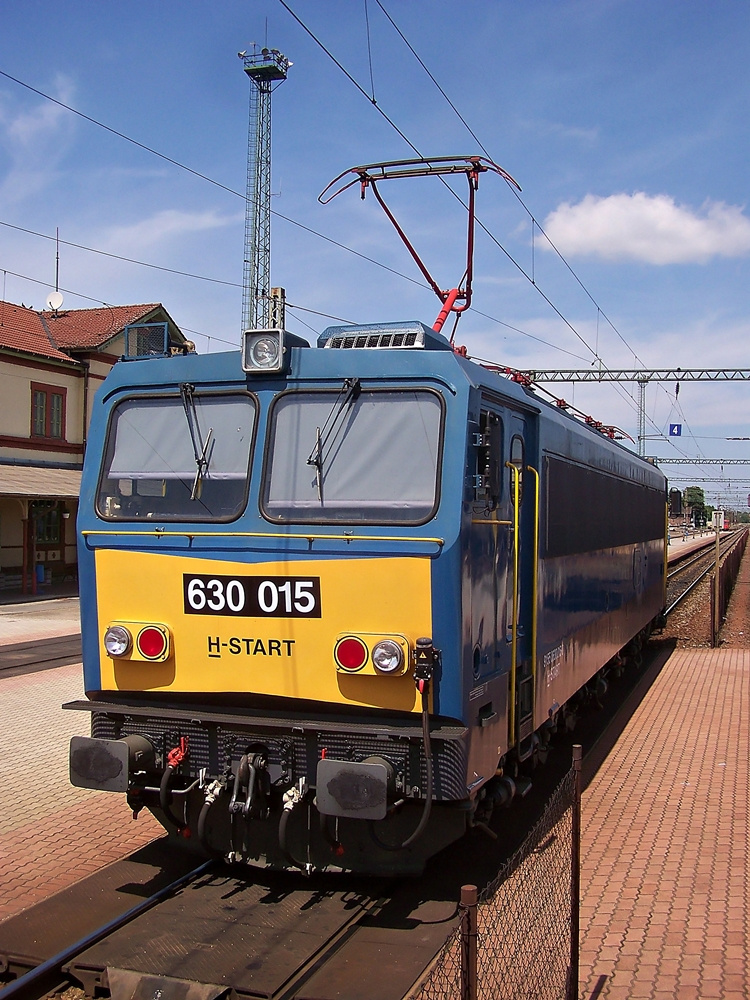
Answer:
0;299;186;595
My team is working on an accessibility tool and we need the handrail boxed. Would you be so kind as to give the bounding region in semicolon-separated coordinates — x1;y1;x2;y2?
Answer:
663;503;669;608
506;462;521;743
470;518;513;526
527;465;540;694
81;528;444;547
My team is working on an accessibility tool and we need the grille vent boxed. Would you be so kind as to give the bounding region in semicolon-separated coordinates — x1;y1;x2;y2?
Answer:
325;330;424;350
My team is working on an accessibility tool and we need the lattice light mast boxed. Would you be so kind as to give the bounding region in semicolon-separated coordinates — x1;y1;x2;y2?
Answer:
239;45;290;332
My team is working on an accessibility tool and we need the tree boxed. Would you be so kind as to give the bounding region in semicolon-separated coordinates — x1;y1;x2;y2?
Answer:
683;486;705;508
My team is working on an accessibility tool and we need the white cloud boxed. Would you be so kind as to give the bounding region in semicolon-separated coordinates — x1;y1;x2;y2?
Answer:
520;118;599;145
0;74;75;147
0;74;77;203
104;208;242;252
542;192;750;264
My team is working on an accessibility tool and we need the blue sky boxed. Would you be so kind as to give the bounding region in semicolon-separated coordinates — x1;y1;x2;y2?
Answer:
1;1;749;506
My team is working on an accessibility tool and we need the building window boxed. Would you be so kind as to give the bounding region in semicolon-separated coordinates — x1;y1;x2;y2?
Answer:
31;501;61;544
31;383;66;440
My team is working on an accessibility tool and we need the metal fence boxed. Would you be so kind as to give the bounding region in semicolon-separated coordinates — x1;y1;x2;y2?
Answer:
711;527;749;646
411;749;581;1000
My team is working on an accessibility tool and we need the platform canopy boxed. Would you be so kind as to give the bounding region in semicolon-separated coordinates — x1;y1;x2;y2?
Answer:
0;465;82;499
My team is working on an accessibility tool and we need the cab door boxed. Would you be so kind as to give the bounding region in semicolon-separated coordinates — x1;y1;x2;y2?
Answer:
506;412;540;758
469;404;507;691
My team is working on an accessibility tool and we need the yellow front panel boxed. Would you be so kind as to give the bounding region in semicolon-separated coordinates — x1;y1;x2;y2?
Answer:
95;549;432;713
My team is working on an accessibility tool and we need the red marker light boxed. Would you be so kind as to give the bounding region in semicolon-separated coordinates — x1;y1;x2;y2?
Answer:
334;636;368;672
137;626;168;660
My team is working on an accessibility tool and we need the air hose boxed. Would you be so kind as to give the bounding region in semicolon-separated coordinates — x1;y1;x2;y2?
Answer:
278;788;309;872
368;641;435;852
197;779;225;860
160;738;189;833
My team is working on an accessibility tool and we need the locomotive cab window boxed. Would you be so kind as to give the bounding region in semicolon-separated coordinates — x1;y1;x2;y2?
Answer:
262;386;443;524
96;390;257;522
508;435;525;504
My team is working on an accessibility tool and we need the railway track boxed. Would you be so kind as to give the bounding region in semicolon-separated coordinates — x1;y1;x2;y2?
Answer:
0;852;438;1000
0;634;82;678
1;579;697;1000
0;644;665;1000
665;532;741;614
0;861;215;1000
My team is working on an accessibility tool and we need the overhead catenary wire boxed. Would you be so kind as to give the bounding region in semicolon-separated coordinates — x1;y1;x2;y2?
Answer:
363;0;377;103
0;43;724;470
0;69;242;202
277;3;646;393
283;0;607;363
377;0;719;466
1;65;616;367
340;1;718;466
278;1;676;438
283;2;607;366
2;80;637;435
1;218;586;363
0;220;243;289
373;2;647;370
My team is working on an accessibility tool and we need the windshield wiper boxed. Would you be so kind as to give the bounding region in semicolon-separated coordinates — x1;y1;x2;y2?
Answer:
180;383;214;500
308;426;324;501
306;378;360;502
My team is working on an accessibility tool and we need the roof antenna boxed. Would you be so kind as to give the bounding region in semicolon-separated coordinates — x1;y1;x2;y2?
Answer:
46;228;64;314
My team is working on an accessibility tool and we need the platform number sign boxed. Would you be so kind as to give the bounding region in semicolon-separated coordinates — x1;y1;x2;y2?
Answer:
669;424;682;437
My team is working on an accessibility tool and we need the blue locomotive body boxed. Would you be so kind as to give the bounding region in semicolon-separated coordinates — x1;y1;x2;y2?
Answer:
69;322;666;874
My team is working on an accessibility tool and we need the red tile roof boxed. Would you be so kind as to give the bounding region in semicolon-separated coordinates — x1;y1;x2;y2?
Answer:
43;303;163;350
0;300;166;362
0;301;72;362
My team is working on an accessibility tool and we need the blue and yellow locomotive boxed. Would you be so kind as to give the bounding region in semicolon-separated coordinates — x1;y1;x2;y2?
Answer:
68;319;667;874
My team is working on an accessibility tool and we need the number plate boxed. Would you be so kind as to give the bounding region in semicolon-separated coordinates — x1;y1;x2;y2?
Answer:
183;573;322;618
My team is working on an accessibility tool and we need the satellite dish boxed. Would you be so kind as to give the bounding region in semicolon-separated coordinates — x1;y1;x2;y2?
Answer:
46;290;64;311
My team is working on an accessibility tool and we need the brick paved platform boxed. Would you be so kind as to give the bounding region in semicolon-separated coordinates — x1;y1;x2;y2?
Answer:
2;600;748;1000
0;662;162;924
666;532;714;562
0;596;81;644
579;647;749;1000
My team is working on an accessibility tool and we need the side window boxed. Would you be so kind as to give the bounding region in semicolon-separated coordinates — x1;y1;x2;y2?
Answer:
508;435;524;504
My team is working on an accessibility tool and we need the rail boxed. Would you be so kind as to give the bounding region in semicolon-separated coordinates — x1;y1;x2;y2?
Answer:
665;530;746;616
1;861;215;1000
0;634;82;676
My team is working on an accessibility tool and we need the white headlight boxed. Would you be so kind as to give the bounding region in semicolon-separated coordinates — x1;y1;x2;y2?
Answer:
242;329;283;372
372;639;404;674
251;336;280;367
242;328;309;374
104;625;132;657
